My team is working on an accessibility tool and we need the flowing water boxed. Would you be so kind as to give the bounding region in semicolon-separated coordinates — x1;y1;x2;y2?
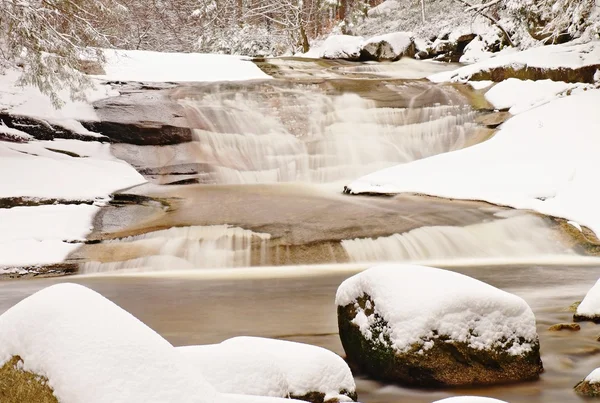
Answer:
4;58;600;402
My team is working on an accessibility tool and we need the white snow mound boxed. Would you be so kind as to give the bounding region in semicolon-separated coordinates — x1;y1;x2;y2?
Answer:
99;49;270;82
304;35;364;59
433;397;509;403
336;264;538;355
0;283;218;403
362;32;414;56
576;278;600;318
219;336;356;400
178;343;289;397
584;367;600;384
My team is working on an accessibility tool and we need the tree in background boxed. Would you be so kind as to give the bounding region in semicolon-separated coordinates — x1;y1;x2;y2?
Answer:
0;0;125;106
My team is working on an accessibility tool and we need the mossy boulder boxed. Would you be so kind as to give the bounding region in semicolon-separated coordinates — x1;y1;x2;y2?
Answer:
360;32;416;61
574;278;600;323
575;369;600;397
0;356;58;403
336;265;543;387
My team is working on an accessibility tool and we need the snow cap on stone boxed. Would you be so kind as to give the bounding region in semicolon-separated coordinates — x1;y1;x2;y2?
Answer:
576;277;600;318
0;283;217;403
336;264;538;355
178;344;289;397
432;397;509;403
220;336;356;400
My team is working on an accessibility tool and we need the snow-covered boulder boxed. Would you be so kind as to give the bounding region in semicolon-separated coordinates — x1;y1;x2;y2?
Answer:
433;398;509;403
574;278;600;323
306;35;364;61
360;32;415;61
178;344;289;398
181;337;356;403
575;368;600;397
0;284;304;403
335;264;543;387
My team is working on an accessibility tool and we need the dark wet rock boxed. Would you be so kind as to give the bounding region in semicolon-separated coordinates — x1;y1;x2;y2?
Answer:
291;390;357;403
470;64;600;84
0;197;93;209
86;88;194;145
338;295;543;387
0;112;106;142
474;111;512;128
575;375;600;397
548;323;581;331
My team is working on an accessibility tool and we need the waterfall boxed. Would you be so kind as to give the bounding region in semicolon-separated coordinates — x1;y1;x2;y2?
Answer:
114;82;479;186
81;225;271;273
341;215;574;263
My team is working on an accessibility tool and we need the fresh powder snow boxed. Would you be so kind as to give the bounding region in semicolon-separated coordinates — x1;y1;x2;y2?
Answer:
584;368;600;384
178;343;290;397
99;49;271;83
576;278;600;318
0;284;307;403
303;35;365;59
432;397;509;403
362;32;414;56
335;264;538;355
220;336;356;401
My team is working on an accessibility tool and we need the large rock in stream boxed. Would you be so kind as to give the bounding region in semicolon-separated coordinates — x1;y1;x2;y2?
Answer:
336;264;543;387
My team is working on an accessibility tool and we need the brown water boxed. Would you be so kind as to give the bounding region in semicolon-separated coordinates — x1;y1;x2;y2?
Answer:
1;264;600;402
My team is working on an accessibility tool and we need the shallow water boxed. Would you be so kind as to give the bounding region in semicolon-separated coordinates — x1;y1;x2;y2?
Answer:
1;264;600;402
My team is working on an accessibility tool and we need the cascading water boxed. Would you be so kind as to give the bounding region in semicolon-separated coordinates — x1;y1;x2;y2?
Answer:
81;225;270;273
341;214;575;263
112;80;481;186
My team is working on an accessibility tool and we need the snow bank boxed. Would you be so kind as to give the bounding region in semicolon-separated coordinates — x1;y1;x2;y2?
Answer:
433;398;509;403
99;50;270;83
430;41;600;83
484;78;589;114
0;204;98;267
0;69;115;135
575;278;600;320
219;337;356;400
0;283;218;403
0;140;144;267
336;264;538;355
304;35;364;60
0;141;144;200
345;88;600;237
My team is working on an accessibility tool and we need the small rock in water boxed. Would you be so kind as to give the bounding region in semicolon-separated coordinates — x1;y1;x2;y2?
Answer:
574;278;600;323
548;323;581;331
575;368;600;397
335;264;543;387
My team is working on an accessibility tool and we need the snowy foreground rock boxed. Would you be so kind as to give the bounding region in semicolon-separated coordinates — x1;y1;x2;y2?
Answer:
433;398;508;403
0;284;301;403
575;368;600;397
335;264;542;387
574;278;600;323
179;337;356;403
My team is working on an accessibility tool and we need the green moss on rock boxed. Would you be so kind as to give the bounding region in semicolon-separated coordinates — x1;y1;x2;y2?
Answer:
338;294;543;387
